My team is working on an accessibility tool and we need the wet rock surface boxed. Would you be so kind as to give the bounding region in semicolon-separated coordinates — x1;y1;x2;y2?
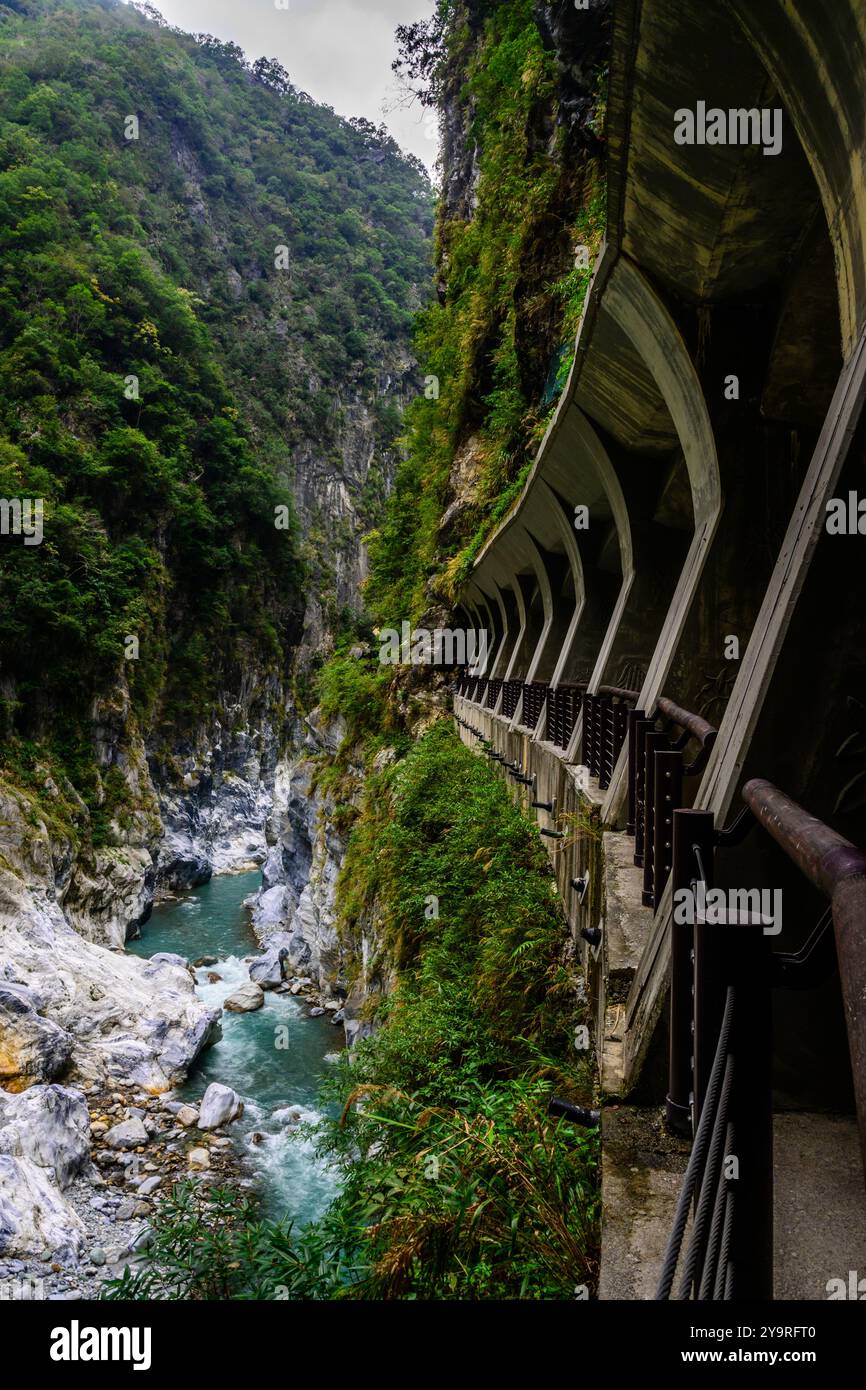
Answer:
0;923;219;1096
224;983;264;1013
198;1082;244;1131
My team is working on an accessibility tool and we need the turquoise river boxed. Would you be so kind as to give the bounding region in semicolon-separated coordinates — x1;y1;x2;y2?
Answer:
127;870;340;1226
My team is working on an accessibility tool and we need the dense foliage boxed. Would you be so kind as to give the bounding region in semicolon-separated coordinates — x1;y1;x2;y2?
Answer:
0;0;431;819
368;0;606;624
108;724;598;1301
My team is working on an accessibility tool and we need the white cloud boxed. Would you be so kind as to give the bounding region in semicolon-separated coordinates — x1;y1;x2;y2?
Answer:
127;0;439;172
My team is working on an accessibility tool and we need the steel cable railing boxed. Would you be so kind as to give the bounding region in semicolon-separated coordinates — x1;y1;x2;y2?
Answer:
656;986;736;1300
675;1051;735;1300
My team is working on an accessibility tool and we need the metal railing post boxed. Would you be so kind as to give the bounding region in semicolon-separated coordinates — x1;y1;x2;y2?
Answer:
743;777;866;1189
633;719;655;868
832;874;866;1181
581;693;593;771
614;699;629;781
653;748;683;908
692;822;723;1127
567;686;582;749
598;696;614;789
627;708;646;837
641;730;668;907
667;809;712;1136
730;924;774;1299
593;695;609;780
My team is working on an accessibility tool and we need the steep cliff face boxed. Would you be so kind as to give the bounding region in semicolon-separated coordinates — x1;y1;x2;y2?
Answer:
246;713;348;990
363;0;608;635
150;693;285;895
3;679;163;954
155;727;275;893
162;114;426;664
534;0;611;140
291;374;415;665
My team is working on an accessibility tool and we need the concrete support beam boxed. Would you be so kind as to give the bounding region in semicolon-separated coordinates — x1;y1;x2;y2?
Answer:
600;258;721;821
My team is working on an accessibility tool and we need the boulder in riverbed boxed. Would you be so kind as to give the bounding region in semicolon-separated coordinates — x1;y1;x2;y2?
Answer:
272;1106;303;1127
248;956;282;990
103;1118;149;1150
0;985;73;1091
248;937;294;991
224;983;264;1013
198;1083;244;1130
148;953;190;972
0;1154;84;1262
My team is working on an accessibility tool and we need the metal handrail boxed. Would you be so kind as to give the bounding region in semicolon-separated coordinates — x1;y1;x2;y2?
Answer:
656;697;717;776
742;778;866;898
597;684;641;702
742;778;866;1180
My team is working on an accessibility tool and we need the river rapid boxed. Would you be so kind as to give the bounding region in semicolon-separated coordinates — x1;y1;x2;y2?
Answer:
127;870;341;1226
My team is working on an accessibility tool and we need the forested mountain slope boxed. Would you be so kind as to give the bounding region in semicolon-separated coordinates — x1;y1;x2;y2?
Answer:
0;0;432;815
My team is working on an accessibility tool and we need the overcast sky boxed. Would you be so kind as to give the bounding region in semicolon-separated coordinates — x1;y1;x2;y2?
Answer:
128;0;439;172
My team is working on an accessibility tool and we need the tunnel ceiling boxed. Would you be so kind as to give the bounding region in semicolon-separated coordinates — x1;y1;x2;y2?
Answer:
616;0;824;305
576;311;677;453
518;487;573;555
728;0;866;354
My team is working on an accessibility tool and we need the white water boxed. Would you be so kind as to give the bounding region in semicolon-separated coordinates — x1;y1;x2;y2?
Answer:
128;872;342;1226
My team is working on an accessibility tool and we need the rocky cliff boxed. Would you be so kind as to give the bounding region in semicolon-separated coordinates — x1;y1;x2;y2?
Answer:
0;774;218;1098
